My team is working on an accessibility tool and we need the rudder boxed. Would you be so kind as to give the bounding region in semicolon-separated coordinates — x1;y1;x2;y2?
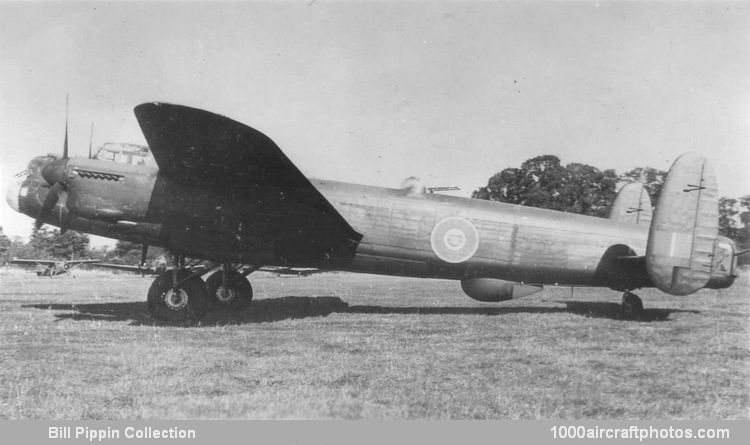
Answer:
646;153;718;295
609;183;652;225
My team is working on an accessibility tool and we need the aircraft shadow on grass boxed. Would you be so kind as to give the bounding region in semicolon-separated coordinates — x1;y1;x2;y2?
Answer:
24;296;699;326
554;301;699;322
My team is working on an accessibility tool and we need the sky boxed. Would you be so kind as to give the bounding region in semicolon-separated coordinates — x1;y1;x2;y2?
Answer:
1;1;748;246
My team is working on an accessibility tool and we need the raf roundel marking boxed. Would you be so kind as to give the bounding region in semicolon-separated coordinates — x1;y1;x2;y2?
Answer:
430;217;480;263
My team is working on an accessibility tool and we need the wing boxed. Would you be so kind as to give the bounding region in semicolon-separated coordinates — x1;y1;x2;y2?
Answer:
135;103;318;190
91;263;152;274
67;259;101;265
259;266;322;276
134;103;362;265
10;258;54;265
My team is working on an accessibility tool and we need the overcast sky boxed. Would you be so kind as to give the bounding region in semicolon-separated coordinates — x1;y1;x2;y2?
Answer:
1;1;748;244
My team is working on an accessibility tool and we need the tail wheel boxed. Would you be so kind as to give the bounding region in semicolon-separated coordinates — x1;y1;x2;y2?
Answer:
621;291;644;318
147;271;209;321
205;270;253;310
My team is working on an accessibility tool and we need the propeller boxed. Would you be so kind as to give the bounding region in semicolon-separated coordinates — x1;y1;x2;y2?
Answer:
36;182;64;230
35;95;72;231
88;122;94;159
62;94;69;158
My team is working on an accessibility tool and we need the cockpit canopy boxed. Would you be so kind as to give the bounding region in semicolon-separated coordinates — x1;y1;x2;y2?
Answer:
94;143;156;167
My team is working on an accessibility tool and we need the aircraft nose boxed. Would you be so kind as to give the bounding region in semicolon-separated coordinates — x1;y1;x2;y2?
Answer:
6;176;22;212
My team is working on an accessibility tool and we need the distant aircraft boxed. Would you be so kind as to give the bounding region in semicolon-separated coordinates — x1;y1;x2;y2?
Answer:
9;258;101;277
6;102;741;320
92;255;169;277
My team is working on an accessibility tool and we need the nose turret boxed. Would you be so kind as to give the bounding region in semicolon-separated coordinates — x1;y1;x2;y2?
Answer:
5;175;22;212
6;155;61;223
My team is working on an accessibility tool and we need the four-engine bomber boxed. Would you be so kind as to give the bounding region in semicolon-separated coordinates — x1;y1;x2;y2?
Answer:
7;103;739;320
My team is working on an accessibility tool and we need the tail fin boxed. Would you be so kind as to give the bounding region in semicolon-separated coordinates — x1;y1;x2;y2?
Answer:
609;183;652;225
645;153;718;295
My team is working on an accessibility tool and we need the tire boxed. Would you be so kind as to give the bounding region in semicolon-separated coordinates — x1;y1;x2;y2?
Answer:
205;270;253;311
621;292;644;318
147;271;209;321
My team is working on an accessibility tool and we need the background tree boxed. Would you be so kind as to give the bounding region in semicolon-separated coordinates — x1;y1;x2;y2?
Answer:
618;166;667;207
739;195;750;247
27;227;56;259
562;163;619;217
26;226;90;259
111;240;145;264
54;231;91;259
733;195;750;265
7;238;35;260
108;239;165;264
718;197;740;240
0;227;10;264
472;155;618;217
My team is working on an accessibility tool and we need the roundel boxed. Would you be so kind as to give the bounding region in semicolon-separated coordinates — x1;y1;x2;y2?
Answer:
430;217;480;263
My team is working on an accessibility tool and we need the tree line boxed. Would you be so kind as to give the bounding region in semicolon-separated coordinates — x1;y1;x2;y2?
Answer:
472;155;750;255
0;226;158;265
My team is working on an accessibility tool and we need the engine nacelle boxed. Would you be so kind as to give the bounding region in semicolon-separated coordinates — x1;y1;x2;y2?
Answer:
460;278;543;302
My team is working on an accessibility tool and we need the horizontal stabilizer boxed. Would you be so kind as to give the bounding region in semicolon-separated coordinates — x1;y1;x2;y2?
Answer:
609;183;652;225
646;153;718;295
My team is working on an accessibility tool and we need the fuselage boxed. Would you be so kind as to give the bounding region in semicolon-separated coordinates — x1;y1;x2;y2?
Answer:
7;153;737;291
317;179;648;286
37;263;67;277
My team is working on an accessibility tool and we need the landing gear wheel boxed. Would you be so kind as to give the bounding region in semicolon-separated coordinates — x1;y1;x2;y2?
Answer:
147;271;209;321
205;270;253;310
621;291;644;319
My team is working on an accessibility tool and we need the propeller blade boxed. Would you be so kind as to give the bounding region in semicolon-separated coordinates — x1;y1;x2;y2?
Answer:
57;190;66;220
63;94;69;159
35;182;64;230
41;158;69;186
88;122;94;159
58;191;71;234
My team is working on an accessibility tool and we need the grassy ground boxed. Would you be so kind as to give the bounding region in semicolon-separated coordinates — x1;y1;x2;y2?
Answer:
0;268;747;420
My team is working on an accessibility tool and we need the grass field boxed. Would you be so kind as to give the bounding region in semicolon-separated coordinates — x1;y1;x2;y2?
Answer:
0;268;748;420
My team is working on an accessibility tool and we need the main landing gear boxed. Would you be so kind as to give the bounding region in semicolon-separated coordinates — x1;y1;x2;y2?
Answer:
205;265;254;310
621;291;644;318
147;257;255;322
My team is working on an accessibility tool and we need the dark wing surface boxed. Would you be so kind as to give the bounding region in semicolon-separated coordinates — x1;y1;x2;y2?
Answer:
135;103;315;190
10;258;55;265
134;103;362;265
259;266;322;276
92;263;155;274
